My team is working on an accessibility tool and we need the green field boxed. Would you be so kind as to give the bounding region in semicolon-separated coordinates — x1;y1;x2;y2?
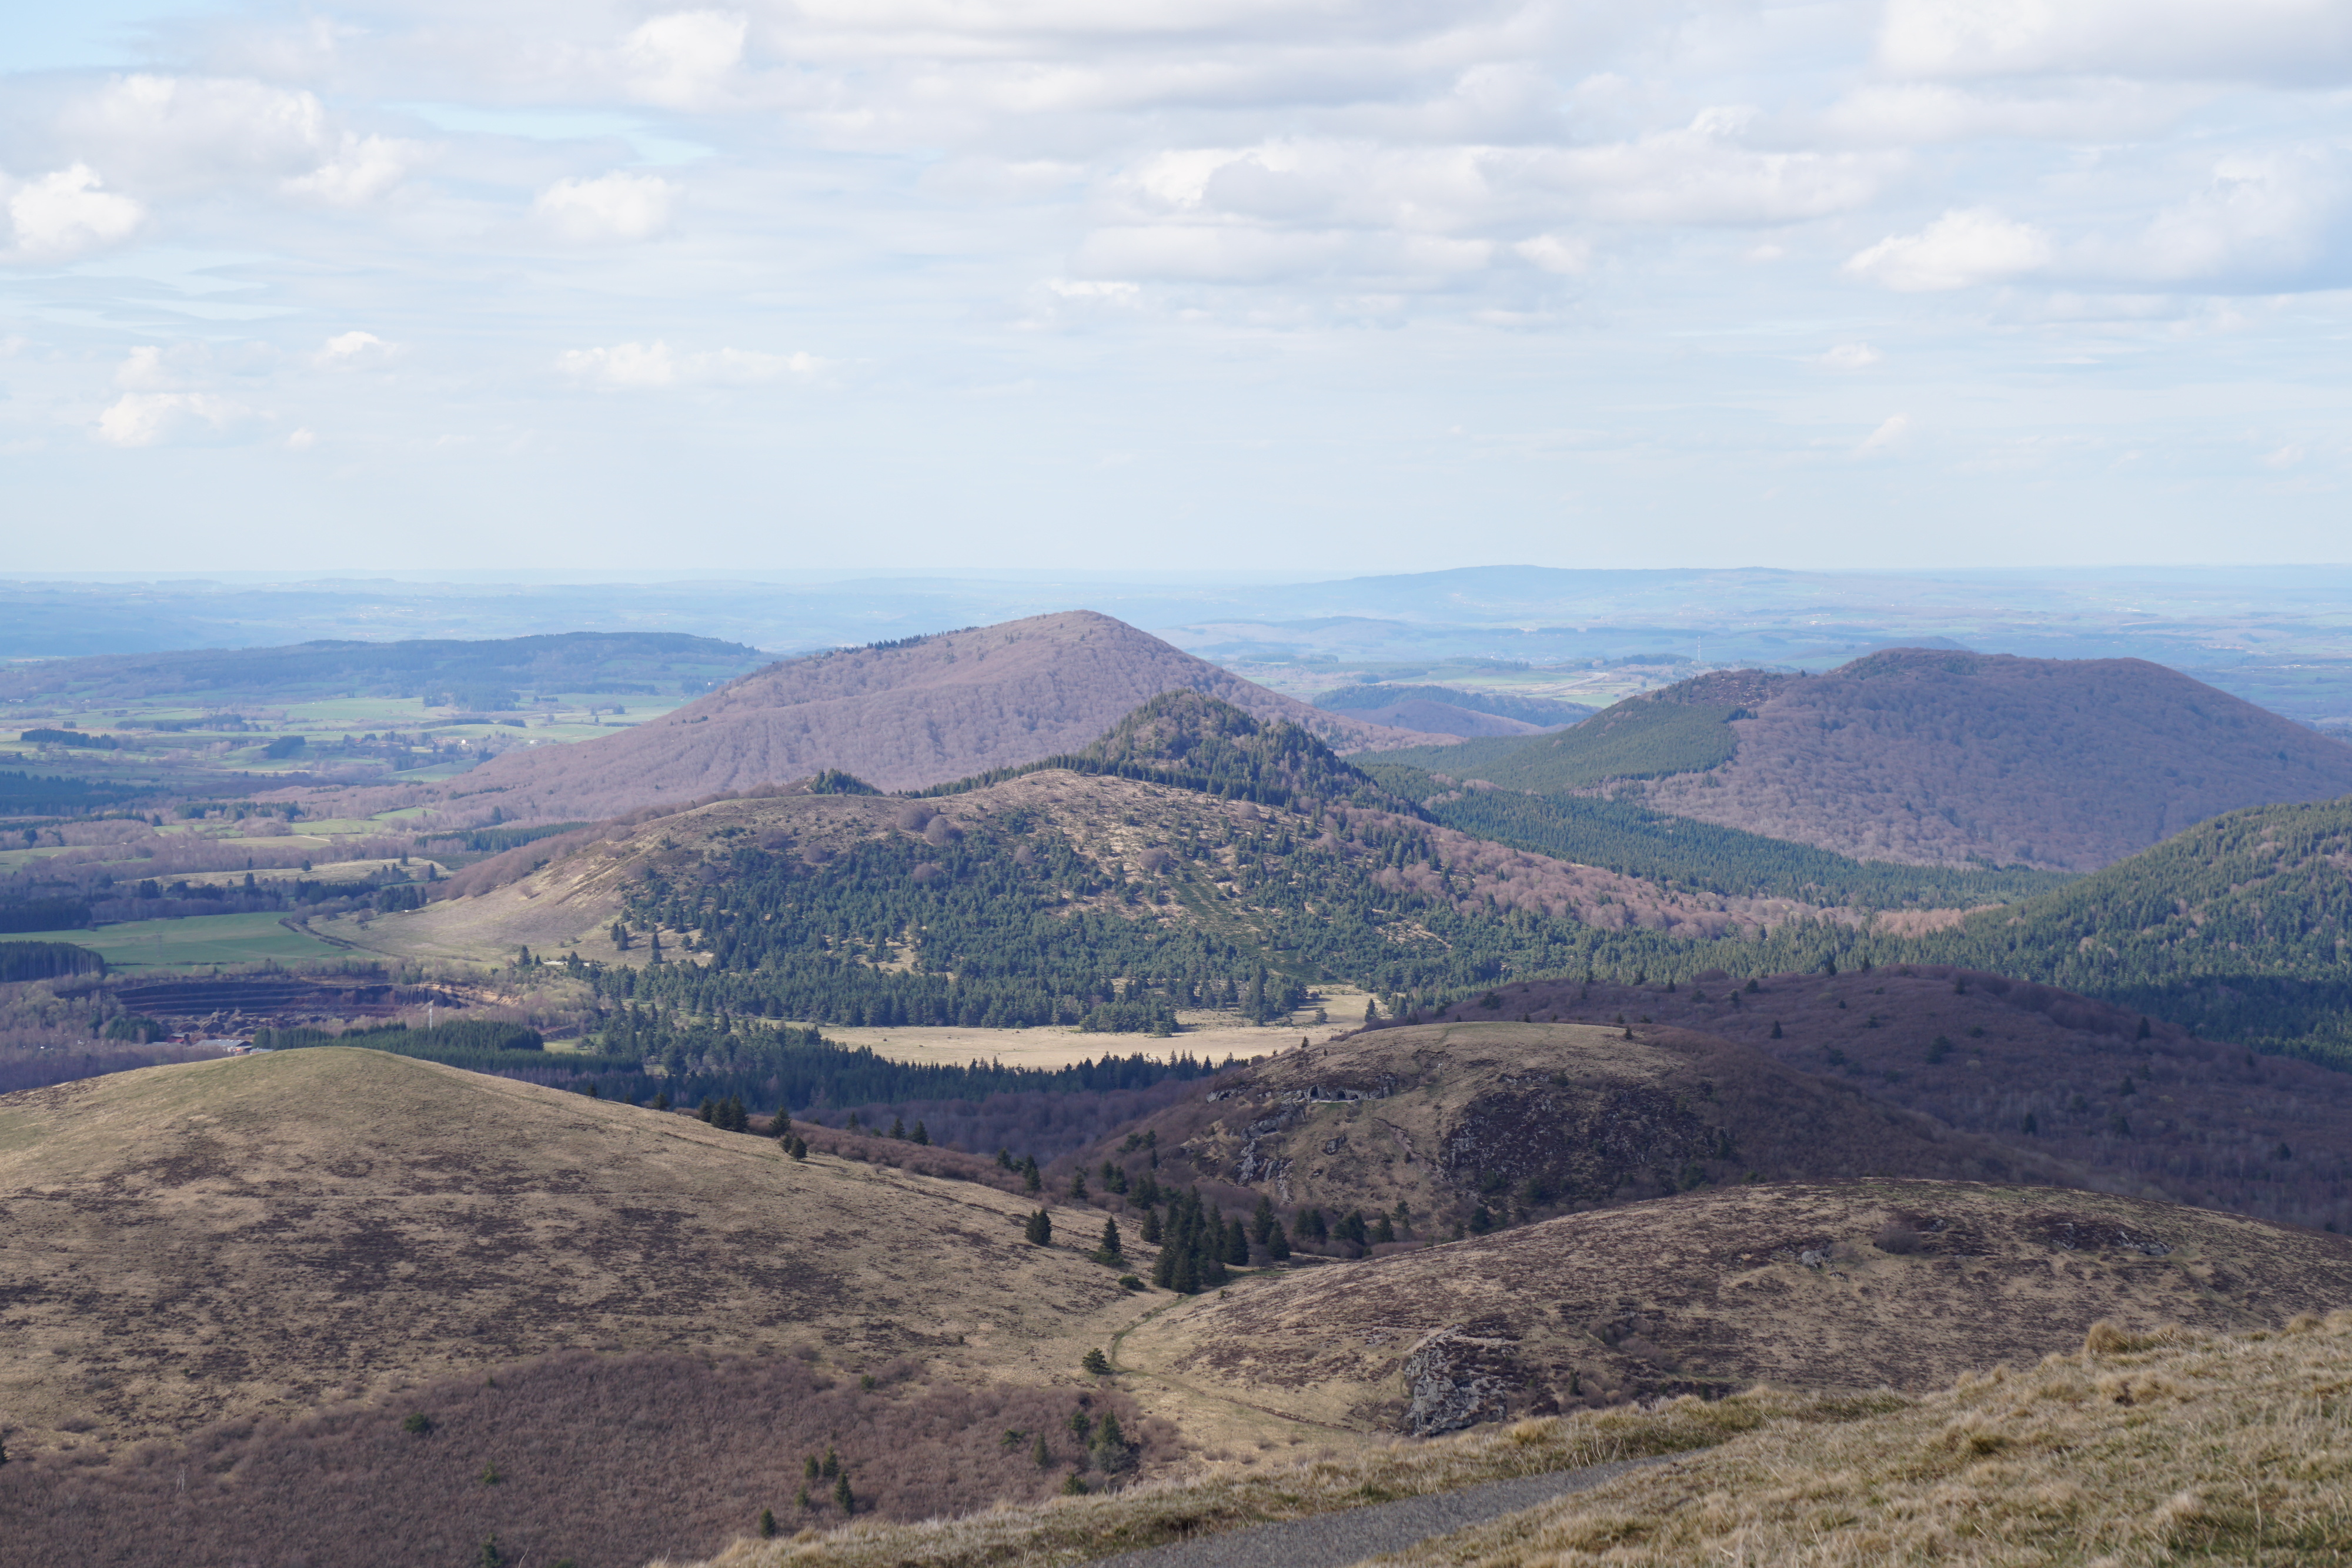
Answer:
0;911;345;969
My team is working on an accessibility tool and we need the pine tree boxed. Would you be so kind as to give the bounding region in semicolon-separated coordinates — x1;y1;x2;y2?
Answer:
1372;1212;1395;1244
821;1446;838;1479
1033;1430;1053;1468
1225;1214;1249;1266
1140;1206;1163;1245
888;1116;906;1140
996;1147;1013;1169
805;1454;821;1480
1023;1156;1041;1193
1267;1222;1291;1260
911;1121;930;1145
478;1536;505;1568
758;1507;777;1539
789;1135;808;1160
1070;1169;1088;1200
1081;1348;1111;1376
833;1473;854;1513
1025;1209;1053;1245
1250;1195;1277;1245
1097;1216;1123;1261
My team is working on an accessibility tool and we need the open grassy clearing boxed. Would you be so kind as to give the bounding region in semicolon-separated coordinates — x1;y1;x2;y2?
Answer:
670;1315;2352;1568
0;910;346;967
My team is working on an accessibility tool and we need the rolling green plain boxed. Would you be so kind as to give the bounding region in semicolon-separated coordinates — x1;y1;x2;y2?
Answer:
0;911;345;968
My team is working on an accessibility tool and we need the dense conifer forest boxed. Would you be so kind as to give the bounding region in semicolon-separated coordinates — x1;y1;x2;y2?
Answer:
1368;772;2074;908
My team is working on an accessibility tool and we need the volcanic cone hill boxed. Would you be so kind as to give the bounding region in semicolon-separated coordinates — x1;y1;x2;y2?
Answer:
329;701;1883;1014
1118;1180;2352;1436
356;611;1444;824
0;1048;1144;1451
1067;1021;2067;1235
1380;651;2352;871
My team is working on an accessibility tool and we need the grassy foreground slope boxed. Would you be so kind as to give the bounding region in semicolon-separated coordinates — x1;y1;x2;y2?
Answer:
1375;1314;2352;1567
0;1049;1141;1448
676;1315;2352;1568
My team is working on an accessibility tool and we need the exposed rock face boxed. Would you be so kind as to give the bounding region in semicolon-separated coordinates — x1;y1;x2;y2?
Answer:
1400;1326;1524;1436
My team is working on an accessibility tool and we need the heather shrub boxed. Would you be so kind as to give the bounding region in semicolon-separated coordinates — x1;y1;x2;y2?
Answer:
0;1351;1170;1568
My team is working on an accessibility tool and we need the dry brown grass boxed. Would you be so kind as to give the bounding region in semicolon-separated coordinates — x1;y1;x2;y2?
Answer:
0;1048;1158;1449
668;1387;1879;1568
666;1313;2352;1568
1374;1312;2352;1565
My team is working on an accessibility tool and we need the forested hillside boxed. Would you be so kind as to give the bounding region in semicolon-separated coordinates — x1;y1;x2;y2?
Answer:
1362;764;2073;910
370;700;1920;1033
912;689;1425;814
1907;797;2352;1060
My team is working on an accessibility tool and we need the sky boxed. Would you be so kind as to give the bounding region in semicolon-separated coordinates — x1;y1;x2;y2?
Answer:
4;0;2352;574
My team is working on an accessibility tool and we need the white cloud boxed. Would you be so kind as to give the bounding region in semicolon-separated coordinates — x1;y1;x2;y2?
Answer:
1046;279;1141;303
316;331;396;367
1857;413;1913;453
534;172;674;241
1514;118;1900;227
95;392;250;447
54;76;422;206
286;427;318;451
1879;0;2352;85
1846;208;2053;291
1820;342;1883;369
2113;149;2352;287
1817;83;2199;145
285;135;426;205
4;165;144;262
555;341;823;389
1515;234;1591;273
622;11;749;110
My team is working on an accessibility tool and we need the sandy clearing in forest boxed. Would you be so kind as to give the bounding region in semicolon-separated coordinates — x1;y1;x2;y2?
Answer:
804;996;1371;1069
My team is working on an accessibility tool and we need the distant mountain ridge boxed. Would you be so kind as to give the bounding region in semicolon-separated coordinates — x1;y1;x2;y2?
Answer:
352;612;1447;824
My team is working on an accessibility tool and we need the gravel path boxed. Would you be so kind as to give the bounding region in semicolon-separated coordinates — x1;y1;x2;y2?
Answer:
1079;1455;1670;1568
